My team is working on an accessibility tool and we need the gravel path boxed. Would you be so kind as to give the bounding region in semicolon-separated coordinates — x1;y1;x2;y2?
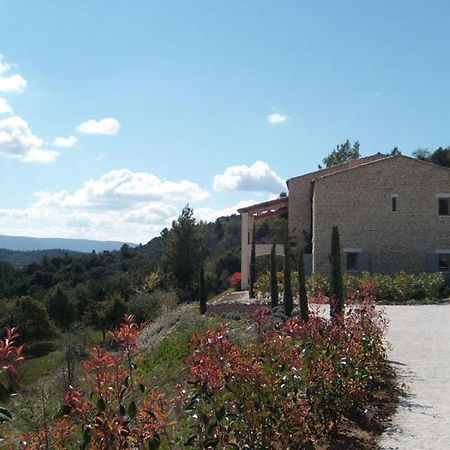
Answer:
380;305;450;449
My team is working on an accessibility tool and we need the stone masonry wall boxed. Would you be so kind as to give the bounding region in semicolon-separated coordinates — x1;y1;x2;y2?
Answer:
311;156;450;276
287;154;387;251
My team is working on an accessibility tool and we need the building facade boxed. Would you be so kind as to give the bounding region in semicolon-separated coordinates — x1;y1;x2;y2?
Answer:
239;154;450;289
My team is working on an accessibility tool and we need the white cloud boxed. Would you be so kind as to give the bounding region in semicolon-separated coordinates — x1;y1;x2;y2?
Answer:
0;55;27;94
0;97;12;114
53;135;77;148
0;115;59;163
267;112;288;124
34;168;210;211
76;117;120;135
213;160;286;194
0;169;212;243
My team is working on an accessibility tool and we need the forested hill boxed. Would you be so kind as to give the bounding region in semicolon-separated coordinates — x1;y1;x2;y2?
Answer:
0;234;136;253
0;210;286;345
0;248;85;268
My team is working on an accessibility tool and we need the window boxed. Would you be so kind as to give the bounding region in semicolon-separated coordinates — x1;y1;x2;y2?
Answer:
438;198;449;216
438;254;449;272
346;252;358;271
391;196;397;212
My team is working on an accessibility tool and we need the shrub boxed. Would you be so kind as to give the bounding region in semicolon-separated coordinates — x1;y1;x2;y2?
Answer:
229;272;241;290
183;294;389;448
128;289;177;323
24;340;56;358
256;270;447;303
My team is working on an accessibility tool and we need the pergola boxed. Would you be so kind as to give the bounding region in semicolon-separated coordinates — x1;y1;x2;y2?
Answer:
237;196;288;290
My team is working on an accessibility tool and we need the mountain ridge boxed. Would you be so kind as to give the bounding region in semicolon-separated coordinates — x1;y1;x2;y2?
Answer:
0;234;137;253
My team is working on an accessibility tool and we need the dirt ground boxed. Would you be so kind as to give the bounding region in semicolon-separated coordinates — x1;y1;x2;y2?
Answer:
380;305;450;449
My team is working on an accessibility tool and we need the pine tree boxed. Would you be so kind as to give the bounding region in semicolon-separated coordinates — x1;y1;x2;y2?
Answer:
283;239;293;316
199;249;207;315
164;205;200;299
270;241;278;308
330;226;344;318
297;243;309;322
249;223;256;299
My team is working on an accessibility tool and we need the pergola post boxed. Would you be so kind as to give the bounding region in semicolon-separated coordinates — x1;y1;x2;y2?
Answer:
238;197;289;292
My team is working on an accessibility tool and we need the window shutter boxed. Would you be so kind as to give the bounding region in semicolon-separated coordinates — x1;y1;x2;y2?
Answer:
427;253;439;272
358;252;370;272
304;254;312;276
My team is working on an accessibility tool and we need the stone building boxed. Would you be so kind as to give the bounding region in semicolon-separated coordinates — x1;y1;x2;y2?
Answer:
238;154;450;289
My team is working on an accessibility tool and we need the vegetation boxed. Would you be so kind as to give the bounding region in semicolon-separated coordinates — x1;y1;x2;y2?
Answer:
255;270;449;303
283;239;293;316
412;146;450;167
198;250;206;315
15;285;393;449
270;241;278;308
330;226;344;317
249;223;256;299
320;139;360;168
297;242;309;322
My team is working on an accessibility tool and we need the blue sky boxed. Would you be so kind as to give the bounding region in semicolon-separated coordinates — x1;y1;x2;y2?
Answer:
0;1;449;243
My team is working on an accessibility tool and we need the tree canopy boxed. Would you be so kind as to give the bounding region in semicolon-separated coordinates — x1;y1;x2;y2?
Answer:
320;139;360;168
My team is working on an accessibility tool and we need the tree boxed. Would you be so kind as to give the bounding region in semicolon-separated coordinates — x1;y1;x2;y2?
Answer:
297;243;308;322
412;146;450;167
47;285;76;330
10;297;56;343
390;147;402;156
270;242;279;308
283;239;293;316
199;249;207;315
412;148;431;161
321;140;360;168
430;147;450;167
165;205;201;298
330;226;344;318
249;223;256;299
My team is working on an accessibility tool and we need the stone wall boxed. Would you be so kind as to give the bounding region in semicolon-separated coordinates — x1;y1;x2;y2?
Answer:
311;156;450;275
287;153;387;251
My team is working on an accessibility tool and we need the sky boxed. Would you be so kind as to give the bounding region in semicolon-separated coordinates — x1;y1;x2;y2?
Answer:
0;0;449;244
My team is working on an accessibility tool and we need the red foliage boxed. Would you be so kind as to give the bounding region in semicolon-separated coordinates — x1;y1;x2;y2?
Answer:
229;271;242;289
0;326;24;377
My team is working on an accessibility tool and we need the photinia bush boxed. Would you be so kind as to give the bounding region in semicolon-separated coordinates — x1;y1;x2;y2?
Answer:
229;272;241;290
17;294;390;449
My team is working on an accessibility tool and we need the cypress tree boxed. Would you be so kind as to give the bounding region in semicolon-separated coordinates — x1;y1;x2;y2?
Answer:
270;241;278;308
330;226;344;318
297;243;309;322
283;239;293;316
199;249;207;315
249;223;256;299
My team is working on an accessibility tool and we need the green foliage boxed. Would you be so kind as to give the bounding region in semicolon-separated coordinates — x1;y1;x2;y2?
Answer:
330;226;344;317
10;296;56;342
249;223;256;299
321;139;360;168
128;289;177;323
413;146;450;167
47;285;77;330
24;340;57;358
270;242;278;308
255;270;447;303
199;250;207;315
297;244;309;322
164;205;201;298
283;240;293;316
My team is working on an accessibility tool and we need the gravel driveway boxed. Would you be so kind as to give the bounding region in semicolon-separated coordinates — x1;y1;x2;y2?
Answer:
380;305;450;449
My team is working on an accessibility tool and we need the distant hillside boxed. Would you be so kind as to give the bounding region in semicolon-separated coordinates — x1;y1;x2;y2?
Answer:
0;234;136;253
0;248;85;268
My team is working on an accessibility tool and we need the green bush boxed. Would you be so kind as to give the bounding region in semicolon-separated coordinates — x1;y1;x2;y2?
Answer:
128;289;177;323
25;340;57;358
255;270;447;303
